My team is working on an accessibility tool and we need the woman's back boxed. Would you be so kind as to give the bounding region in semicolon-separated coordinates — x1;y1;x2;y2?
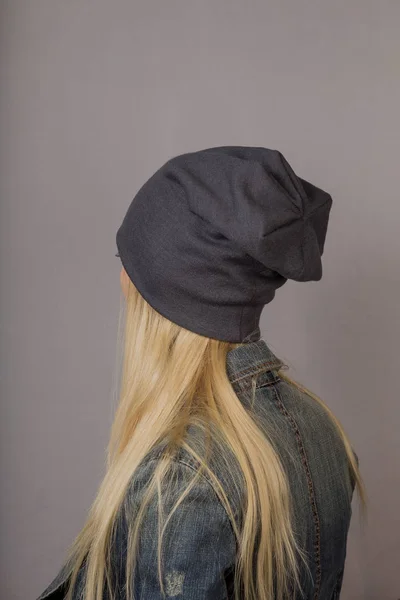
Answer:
224;340;355;598
170;340;356;599
112;340;355;600
36;340;355;600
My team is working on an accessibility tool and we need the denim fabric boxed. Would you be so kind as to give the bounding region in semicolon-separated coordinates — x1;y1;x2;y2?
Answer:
36;339;356;600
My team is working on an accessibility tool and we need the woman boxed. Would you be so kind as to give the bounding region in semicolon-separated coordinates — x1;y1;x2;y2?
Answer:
37;146;366;600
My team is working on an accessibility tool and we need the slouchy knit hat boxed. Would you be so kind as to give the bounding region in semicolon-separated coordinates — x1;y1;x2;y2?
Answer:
116;146;332;343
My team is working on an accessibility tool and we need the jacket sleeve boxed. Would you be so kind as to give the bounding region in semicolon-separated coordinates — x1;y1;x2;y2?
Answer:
118;459;237;600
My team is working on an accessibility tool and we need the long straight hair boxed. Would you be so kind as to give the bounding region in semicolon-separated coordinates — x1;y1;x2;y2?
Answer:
63;277;366;600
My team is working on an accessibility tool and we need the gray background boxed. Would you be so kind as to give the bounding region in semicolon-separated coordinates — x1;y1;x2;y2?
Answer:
1;1;399;599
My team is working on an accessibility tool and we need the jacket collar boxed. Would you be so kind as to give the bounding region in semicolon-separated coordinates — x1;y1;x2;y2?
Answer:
226;338;284;386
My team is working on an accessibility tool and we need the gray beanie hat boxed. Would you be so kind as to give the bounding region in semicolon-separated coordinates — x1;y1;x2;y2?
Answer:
116;146;332;343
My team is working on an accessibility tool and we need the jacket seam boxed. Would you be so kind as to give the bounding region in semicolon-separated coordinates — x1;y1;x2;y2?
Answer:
238;372;281;393
174;457;240;522
271;384;322;599
230;360;283;383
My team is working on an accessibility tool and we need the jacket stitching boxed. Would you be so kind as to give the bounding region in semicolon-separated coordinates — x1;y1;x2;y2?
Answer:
238;374;281;392
174;457;243;541
230;360;283;383
271;384;322;600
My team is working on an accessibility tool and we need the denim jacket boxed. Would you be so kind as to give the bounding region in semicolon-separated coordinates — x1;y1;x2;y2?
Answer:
36;339;356;600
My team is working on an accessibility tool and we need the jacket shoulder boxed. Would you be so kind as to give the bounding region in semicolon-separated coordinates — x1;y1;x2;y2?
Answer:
117;456;238;599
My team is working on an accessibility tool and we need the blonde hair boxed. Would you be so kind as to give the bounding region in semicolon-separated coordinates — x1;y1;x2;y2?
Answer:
63;277;366;600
